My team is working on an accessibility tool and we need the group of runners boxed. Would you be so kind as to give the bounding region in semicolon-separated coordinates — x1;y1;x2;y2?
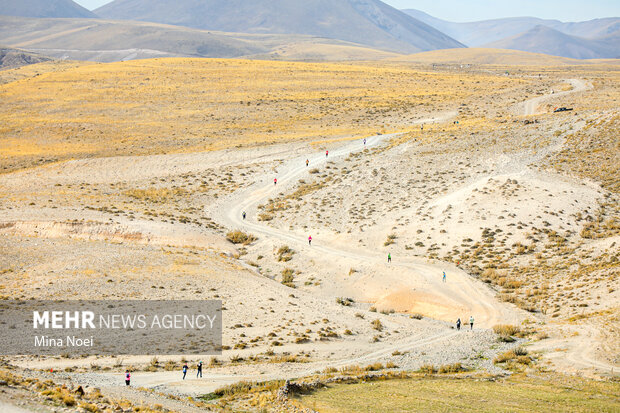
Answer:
123;132;482;388
124;361;204;386
265;138;370;246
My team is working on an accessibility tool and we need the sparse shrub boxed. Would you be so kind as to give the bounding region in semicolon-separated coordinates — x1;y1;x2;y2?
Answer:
493;324;521;337
371;319;383;331
226;230;257;245
258;212;274;221
281;268;295;287
78;402;99;413
494;347;529;364
438;363;465;373
336;297;354;306
365;363;384;371
419;364;436;374
276;245;294;262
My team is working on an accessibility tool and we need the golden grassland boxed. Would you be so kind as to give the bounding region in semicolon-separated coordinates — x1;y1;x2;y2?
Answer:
0;57;530;173
297;374;620;413
390;48;620;67
0;60;91;86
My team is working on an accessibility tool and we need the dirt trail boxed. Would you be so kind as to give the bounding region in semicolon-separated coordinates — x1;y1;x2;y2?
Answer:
521;78;588;116
214;112;519;329
71;327;461;398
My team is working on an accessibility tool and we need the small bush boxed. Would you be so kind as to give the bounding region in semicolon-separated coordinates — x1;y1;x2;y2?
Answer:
281;268;295;287
336;297;354;306
258;212;274;221
493;324;521;338
371;319;383;331
226;230;257;245
78;402;99;413
365;363;384;371
419;364;436;374
276;245;294;262
494;347;528;364
438;363;465;373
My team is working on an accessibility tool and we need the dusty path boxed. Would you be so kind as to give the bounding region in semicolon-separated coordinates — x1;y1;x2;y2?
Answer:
70;327;462;398
521;78;588;116
214;112;519;329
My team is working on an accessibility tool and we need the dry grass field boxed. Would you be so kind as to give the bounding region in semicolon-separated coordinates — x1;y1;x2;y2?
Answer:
297;373;620;413
0;58;532;173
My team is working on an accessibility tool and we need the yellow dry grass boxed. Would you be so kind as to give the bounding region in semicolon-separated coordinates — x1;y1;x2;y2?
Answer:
391;47;620;66
0;57;526;172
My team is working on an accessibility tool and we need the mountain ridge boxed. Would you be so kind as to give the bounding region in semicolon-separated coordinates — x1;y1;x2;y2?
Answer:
94;0;464;53
0;0;97;18
486;25;620;59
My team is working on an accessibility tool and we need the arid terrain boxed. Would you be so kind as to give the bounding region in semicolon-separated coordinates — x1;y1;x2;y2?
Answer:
0;55;618;412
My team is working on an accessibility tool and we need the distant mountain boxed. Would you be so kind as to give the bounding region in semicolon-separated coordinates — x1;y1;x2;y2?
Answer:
0;46;52;69
95;0;464;54
402;9;620;47
0;0;97;18
486;25;620;59
0;16;403;63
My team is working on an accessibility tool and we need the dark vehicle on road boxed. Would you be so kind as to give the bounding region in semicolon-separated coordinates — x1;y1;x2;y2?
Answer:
554;107;573;113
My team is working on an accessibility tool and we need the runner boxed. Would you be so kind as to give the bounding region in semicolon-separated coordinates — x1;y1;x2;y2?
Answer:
387;253;391;263
308;235;312;245
242;211;246;220
125;370;130;386
456;318;461;331
197;361;203;378
182;363;188;380
325;150;329;158
442;271;446;283
363;138;366;145
469;316;474;331
274;178;277;186
306;159;309;167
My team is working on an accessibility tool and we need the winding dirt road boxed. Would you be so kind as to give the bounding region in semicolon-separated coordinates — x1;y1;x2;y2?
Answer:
521;78;589;116
214;112;521;330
